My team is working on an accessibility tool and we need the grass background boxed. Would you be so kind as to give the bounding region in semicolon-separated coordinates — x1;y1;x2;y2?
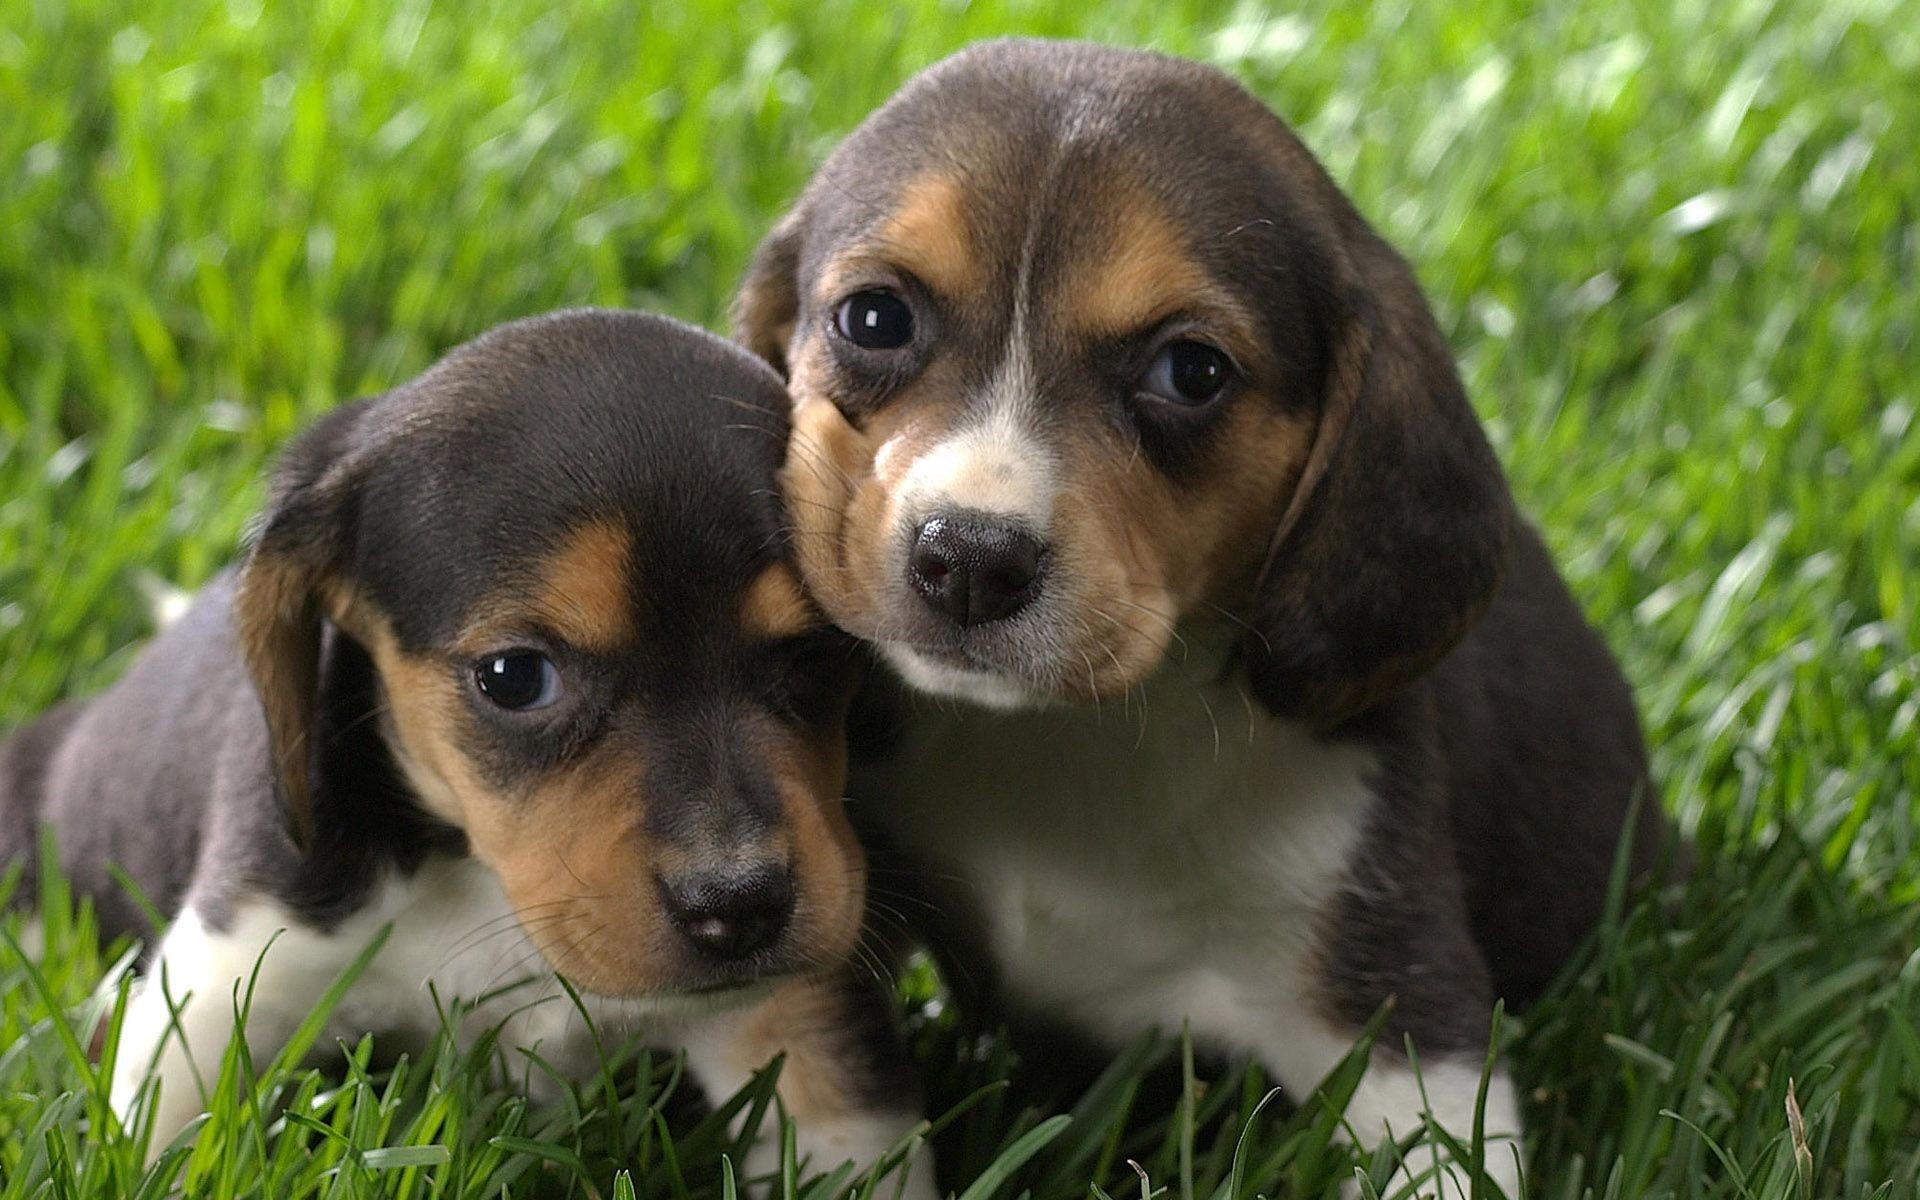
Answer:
2;0;1917;1196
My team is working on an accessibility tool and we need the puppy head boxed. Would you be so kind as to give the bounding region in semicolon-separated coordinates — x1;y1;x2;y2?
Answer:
740;41;1510;721
234;310;866;1000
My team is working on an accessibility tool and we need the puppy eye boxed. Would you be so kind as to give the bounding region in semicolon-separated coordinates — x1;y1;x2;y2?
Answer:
474;651;562;711
834;289;915;350
1140;340;1232;407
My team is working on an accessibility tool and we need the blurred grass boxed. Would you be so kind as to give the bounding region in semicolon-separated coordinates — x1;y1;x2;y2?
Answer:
2;0;1917;1196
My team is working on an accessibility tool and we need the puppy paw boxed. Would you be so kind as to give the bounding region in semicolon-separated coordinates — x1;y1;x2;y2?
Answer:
739;1112;937;1200
1347;1144;1523;1200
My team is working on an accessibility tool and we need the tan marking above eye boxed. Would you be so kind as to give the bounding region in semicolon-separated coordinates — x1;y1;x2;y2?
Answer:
526;519;636;652
855;170;982;301
1061;192;1255;348
742;562;822;640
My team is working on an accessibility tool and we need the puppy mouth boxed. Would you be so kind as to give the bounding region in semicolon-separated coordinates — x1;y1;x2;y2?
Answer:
613;963;784;1000
535;927;806;1009
680;976;779;1008
590;975;779;1019
866;537;1160;707
879;634;1056;710
871;580;1178;708
685;973;775;997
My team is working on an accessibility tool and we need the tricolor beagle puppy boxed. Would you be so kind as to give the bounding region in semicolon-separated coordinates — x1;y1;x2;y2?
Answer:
736;41;1677;1197
0;310;926;1190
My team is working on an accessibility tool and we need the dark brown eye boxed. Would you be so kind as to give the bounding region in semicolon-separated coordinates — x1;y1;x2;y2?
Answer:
834;289;914;349
1141;340;1232;407
475;651;561;710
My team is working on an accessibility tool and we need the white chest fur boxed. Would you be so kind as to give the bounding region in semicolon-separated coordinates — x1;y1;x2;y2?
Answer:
856;667;1530;1197
856;665;1380;1055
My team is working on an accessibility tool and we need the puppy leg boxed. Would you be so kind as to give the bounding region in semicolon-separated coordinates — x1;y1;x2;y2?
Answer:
109;899;356;1155
1249;1002;1521;1200
1260;869;1525;1198
679;972;934;1200
1340;1053;1522;1200
483;987;634;1106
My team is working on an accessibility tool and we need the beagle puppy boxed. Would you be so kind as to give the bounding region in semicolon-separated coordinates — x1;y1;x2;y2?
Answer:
0;310;926;1190
736;41;1675;1197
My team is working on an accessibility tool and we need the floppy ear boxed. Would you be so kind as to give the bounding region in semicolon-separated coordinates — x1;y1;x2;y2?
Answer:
731;209;805;376
1243;239;1512;725
232;401;372;848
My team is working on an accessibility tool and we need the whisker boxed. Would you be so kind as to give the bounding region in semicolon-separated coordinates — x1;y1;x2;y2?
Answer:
328;699;394;744
711;391;782;418
438;902;572;968
1236;684;1261;745
1080;649;1103;720
1091;602;1186;664
1108;596;1190;658
1196;691;1222;763
787;428;862;494
1200;599;1269;652
556;853;599;897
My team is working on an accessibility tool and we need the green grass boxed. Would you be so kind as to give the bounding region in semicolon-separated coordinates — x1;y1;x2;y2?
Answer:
2;0;1917;1195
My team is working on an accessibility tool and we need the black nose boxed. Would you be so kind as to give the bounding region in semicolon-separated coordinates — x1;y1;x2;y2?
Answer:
909;513;1046;627
657;864;794;962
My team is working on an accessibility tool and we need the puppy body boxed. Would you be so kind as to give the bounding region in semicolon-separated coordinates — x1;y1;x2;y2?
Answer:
850;531;1644;1194
740;41;1674;1197
854;645;1410;1092
0;311;929;1193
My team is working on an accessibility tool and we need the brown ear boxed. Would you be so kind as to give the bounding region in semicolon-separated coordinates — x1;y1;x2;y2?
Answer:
232;401;371;848
1243;241;1511;725
731;210;805;376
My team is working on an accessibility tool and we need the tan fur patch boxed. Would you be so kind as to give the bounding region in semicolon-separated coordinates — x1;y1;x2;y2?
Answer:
780;386;881;631
734;212;804;372
1064;194;1245;342
465;756;675;993
870;171;981;299
769;719;861;968
369;646;472;831
719;975;870;1122
233;549;327;844
1165;396;1315;602
530;520;634;651
742;562;821;640
1055;388;1310;619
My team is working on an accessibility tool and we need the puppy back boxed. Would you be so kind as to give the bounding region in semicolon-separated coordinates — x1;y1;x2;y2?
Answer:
6;576;261;941
0;701;83;902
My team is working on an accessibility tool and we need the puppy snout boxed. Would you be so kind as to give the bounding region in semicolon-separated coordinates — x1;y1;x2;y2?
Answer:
909;512;1046;628
656;863;794;962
